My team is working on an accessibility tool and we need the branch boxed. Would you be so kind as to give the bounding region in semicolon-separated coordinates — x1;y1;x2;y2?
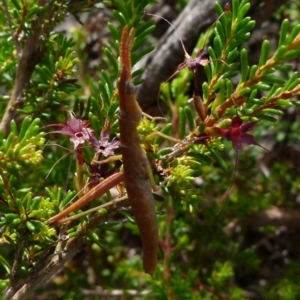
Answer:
224;206;300;235
3;196;130;300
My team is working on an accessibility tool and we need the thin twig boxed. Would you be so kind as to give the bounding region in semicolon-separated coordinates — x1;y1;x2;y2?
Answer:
2;0;20;52
56;195;129;224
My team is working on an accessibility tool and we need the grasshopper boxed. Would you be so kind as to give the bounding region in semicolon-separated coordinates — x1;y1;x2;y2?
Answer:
118;26;158;275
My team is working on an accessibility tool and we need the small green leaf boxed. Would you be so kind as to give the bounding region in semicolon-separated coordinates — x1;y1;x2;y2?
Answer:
223;70;240;79
238;87;251;96
262;75;284;85
26;221;36;232
276;99;293;107
119;210;135;224
228;33;250;51
214;79;226;103
236;19;255;36
226;80;234;99
4;133;16;153
204;63;212;84
0;254;11;274
283;50;300;61
266;84;280;99
11;0;21;9
208;146;227;171
112;11;127;26
237;2;250;22
227;49;239;63
29;220;45;230
90;97;103;123
255;114;277;122
249;65;258;79
278;19;289;47
213;1;224;16
114;0;130;21
132;68;144;78
107;22;120;41
287;23;300;44
215;21;226;47
135;24;155;40
261;108;284;116
184;106;195;131
187;152;212;165
101;70;113;97
274;45;286;60
9;120;18;136
285;72;300;90
103;48;119;75
252;83;270;91
59;190;77;210
15;199;25;215
156;147;174;157
132;46;155;64
107;101;119;120
27;5;45;19
99;81;110;106
155;123;172;145
232;0;239;21
258;40;271;67
12;218;22;226
28;209;44;218
41;65;54;80
202;82;209;101
18;117;32;141
213;36;223;60
99;221;120;228
30;197;42;210
240;48;249;82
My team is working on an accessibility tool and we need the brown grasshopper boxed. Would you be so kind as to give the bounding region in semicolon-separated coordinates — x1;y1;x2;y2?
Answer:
118;25;158;275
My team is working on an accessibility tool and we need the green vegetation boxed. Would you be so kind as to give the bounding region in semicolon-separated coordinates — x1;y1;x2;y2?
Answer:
1;0;300;299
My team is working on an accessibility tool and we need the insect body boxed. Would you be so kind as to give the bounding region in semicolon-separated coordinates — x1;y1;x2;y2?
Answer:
118;26;158;275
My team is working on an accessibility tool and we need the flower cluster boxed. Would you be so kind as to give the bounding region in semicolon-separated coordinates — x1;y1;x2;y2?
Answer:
50;112;120;170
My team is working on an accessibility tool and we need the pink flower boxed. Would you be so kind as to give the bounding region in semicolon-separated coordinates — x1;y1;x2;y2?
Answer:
50;112;94;149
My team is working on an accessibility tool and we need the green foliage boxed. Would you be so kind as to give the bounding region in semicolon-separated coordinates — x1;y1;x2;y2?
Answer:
0;117;44;174
1;0;300;299
26;35;80;113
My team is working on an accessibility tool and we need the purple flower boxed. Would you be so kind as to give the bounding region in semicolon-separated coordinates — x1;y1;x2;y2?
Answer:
178;48;209;74
219;115;259;152
91;131;120;157
51;112;94;149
